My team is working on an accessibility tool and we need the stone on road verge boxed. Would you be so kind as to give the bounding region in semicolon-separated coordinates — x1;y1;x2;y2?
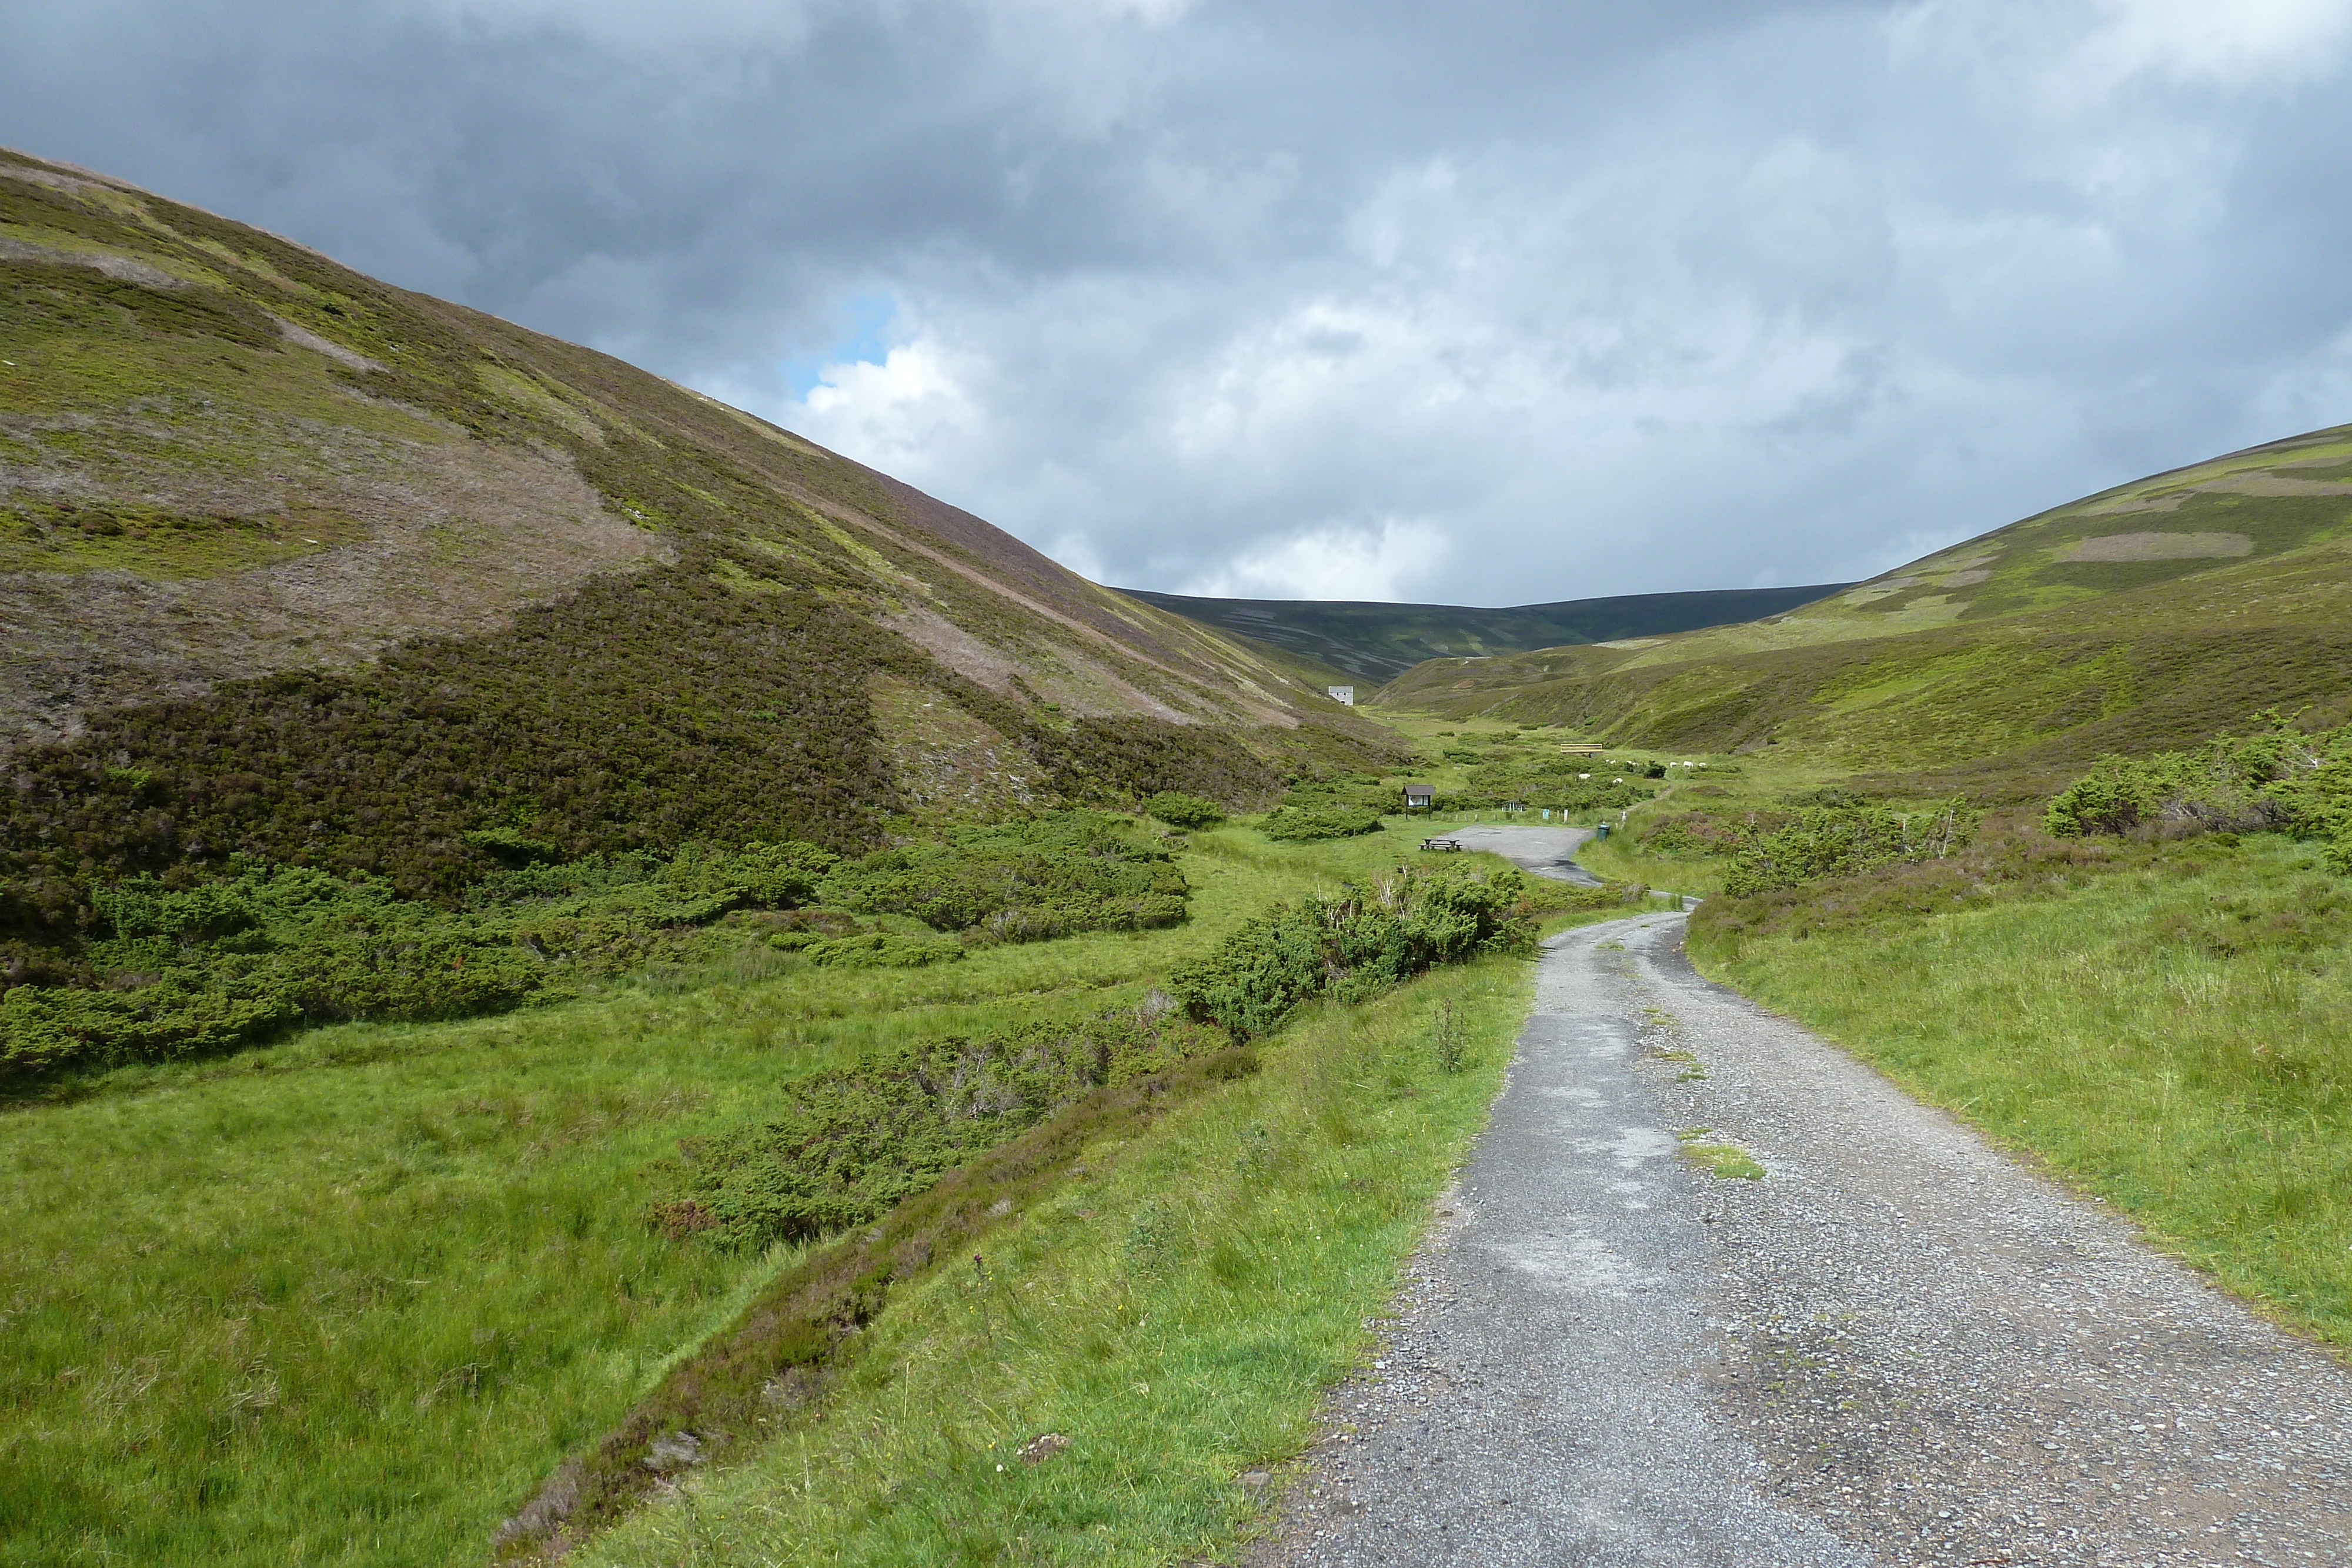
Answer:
1255;854;2352;1566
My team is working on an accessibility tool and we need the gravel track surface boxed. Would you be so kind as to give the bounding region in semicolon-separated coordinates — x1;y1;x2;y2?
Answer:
1435;823;1606;887
1254;828;2352;1566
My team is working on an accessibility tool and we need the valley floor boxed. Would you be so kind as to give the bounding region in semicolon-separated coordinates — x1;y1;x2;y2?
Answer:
0;815;1603;1566
1257;887;2352;1566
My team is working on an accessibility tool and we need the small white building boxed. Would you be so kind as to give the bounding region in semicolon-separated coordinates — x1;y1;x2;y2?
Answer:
1403;782;1436;810
1326;685;1355;706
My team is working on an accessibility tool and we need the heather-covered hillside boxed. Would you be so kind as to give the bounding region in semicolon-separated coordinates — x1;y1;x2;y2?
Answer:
0;146;1398;965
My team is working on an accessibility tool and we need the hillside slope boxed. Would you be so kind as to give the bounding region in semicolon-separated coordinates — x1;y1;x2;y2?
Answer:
1121;583;1852;681
1377;423;2352;791
0;147;1392;929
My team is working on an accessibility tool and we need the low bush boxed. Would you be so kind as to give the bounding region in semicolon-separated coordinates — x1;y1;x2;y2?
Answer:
1259;803;1384;841
1614;794;1972;898
3;842;838;1082
0;812;1201;1083
1254;775;1398;841
2044;714;2352;868
1721;797;1973;897
1168;865;1534;1039
1635;813;1752;860
799;930;965;969
1029;717;1282;805
1142;791;1224;830
1534;777;1655;813
821;814;1188;939
673;1006;1219;1251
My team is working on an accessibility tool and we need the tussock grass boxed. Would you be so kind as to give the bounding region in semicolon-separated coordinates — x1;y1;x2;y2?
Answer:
1691;835;2352;1347
573;950;1537;1566
0;818;1563;1565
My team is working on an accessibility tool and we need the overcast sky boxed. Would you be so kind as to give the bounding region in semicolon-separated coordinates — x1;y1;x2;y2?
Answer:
6;1;2351;604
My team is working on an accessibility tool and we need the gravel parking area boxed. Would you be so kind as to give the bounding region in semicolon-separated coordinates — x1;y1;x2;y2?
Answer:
1438;823;1606;886
1254;830;2352;1566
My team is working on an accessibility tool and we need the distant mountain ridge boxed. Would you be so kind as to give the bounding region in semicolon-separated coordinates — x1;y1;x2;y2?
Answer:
1118;584;1855;681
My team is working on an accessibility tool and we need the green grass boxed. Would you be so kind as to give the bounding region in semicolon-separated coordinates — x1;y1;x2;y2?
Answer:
0;502;362;577
1674;1128;1765;1181
574;944;1537;1566
0;1000;757;1565
0;818;1573;1566
1689;834;2352;1348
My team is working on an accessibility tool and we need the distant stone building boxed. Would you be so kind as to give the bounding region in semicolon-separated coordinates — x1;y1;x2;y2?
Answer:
1327;685;1355;706
1403;782;1435;810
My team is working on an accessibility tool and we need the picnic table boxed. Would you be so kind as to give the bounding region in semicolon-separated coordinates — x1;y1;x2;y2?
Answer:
1421;837;1464;852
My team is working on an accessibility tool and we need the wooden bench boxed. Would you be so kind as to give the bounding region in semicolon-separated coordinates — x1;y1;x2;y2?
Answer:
1420;837;1464;852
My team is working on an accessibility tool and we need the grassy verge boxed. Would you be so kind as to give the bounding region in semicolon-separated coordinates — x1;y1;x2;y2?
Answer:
1689;833;2352;1348
574;947;1540;1566
0;817;1572;1565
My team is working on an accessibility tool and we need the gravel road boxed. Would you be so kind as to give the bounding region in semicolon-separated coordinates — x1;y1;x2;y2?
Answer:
1436;824;1606;887
1254;827;2352;1566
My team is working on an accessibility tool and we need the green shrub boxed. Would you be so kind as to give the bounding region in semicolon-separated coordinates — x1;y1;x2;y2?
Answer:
0;979;298;1077
1635;815;1746;860
1720;797;1973;897
1142;791;1224;830
676;1008;1219;1249
821;814;1188;938
1168;866;1532;1039
799;930;964;969
3;841;843;1082
2045;717;2351;864
1259;804;1384;842
0;813;1193;1084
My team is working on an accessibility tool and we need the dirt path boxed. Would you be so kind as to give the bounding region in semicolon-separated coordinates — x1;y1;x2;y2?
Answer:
1256;830;2352;1566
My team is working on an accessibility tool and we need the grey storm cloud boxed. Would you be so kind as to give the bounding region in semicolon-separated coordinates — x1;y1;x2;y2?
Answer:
5;0;2351;603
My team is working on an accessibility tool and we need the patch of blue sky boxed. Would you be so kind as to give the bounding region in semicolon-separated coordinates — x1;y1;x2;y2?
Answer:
783;293;898;399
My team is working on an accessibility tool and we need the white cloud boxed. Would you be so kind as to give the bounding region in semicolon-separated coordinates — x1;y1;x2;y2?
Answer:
1190;519;1451;602
8;0;2350;606
792;339;980;473
2079;0;2352;89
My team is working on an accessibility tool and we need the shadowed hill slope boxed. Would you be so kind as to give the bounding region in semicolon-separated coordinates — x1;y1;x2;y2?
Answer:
0;146;1394;932
1375;423;2352;794
1120;583;1853;681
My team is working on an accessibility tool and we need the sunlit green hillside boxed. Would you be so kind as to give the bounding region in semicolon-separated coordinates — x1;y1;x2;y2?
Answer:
1376;423;2352;792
